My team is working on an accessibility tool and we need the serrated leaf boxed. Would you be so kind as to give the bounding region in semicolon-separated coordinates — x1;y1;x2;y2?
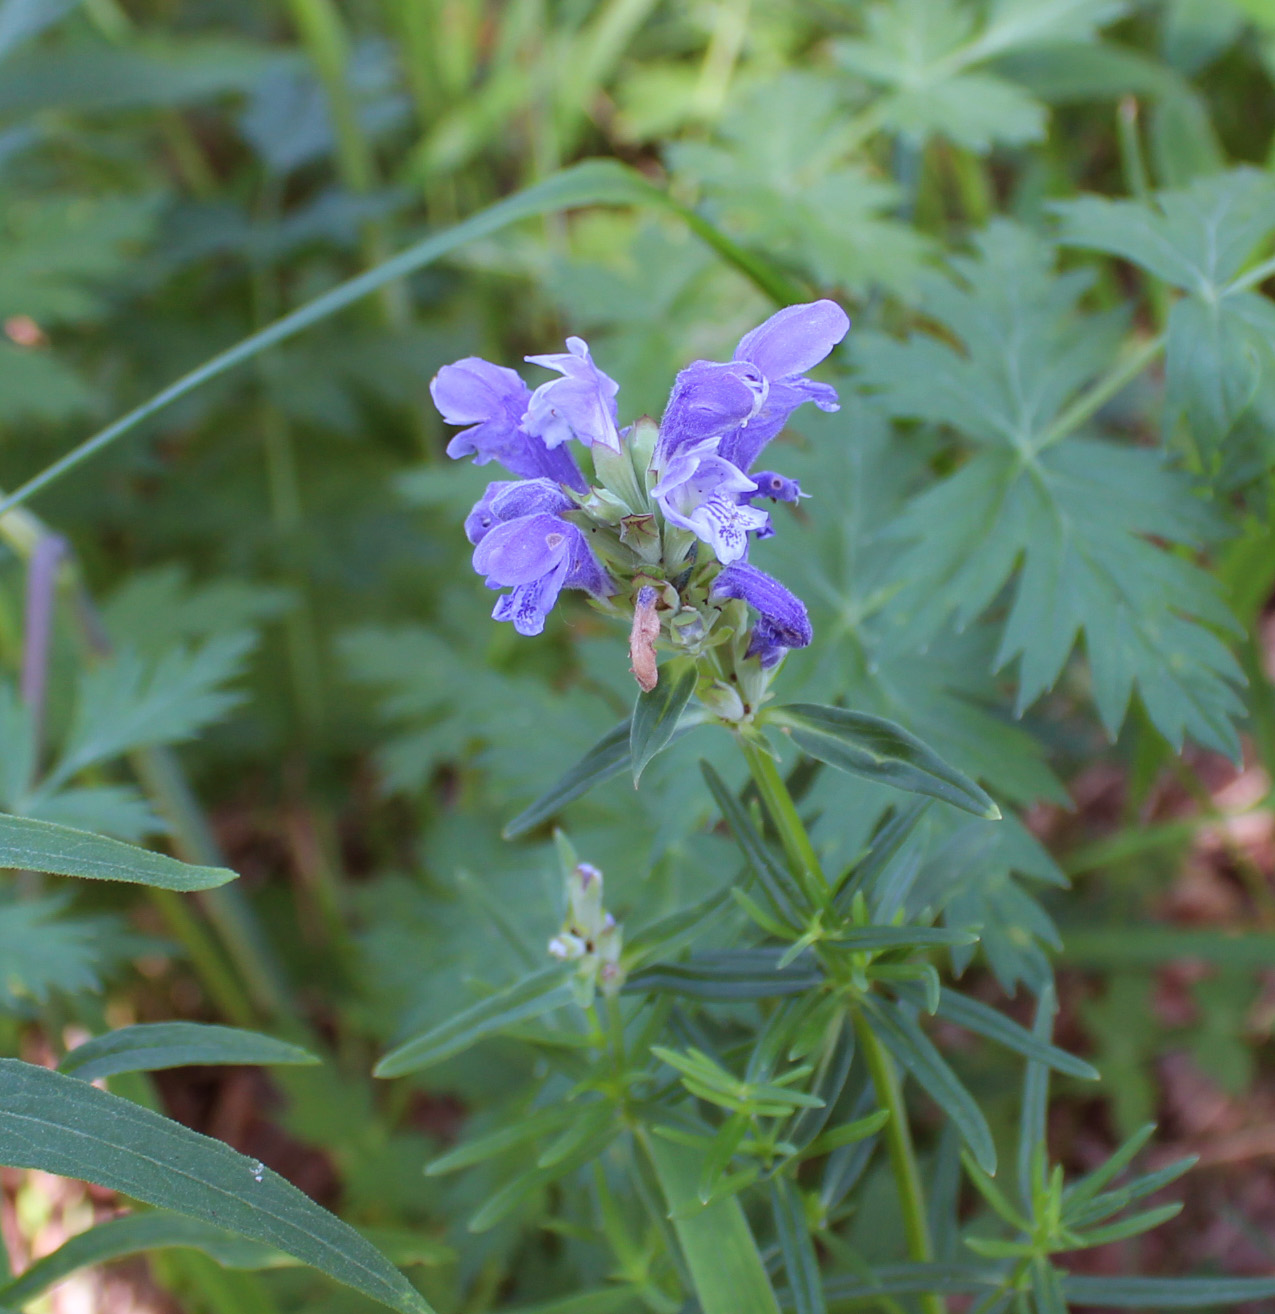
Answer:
375;968;573;1076
860;222;1245;754
0;1060;431;1314
45;633;255;787
0;897;119;1009
1054;169;1275;295
767;705;999;818
60;1023;319;1083
668;73;929;293
631;665;697;784
0;812;235;889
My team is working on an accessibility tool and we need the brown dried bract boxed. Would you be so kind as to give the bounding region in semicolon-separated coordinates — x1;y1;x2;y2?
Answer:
629;587;660;692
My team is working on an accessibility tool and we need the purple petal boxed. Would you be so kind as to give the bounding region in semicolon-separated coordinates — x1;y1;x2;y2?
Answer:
492;561;571;637
524;336;621;452
733;300;850;379
473;513;573;587
712;562;812;650
657;360;766;454
434;357;586;490
464;479;574;545
744;471;804;505
717;377;841;473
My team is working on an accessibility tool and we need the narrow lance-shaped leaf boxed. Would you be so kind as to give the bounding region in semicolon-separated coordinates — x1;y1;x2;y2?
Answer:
375;968;574;1077
858;995;997;1174
60;1023;319;1083
504;721;631;839
646;1135;781;1314
766;706;1000;819
1061;1275;1275;1307
700;760;807;924
0;1060;431;1314
0;812;236;890
769;1177;826;1314
631;665;697;784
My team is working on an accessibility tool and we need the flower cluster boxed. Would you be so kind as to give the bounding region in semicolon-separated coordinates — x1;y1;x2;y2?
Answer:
431;301;849;716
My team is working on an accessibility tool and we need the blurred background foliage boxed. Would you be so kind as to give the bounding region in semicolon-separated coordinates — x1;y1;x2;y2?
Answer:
6;0;1275;1309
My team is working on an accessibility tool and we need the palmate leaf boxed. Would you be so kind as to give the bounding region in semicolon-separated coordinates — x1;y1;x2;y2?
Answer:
0;897;122;1010
668;73;929;294
857;222;1244;755
833;0;1122;151
1055;170;1275;455
41;632;255;789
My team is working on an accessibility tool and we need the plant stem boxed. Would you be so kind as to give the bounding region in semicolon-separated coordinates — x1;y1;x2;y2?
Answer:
738;733;829;906
734;735;943;1312
1037;331;1166;452
853;1010;946;1314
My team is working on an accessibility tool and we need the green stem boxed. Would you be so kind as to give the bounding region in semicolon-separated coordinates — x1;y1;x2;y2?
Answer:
734;736;943;1312
1037;331;1166;453
738;733;828;905
852;1010;945;1314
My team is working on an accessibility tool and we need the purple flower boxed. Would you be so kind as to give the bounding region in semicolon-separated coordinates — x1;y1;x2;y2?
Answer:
464;478;574;545
718;300;849;473
469;488;611;637
744;471;806;505
651;445;769;564
432;357;586;490
712;561;812;668
650;302;847;564
657;360;766;456
524;337;622;453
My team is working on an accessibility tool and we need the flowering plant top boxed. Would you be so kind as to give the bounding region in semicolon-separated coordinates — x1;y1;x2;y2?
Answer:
431;300;849;721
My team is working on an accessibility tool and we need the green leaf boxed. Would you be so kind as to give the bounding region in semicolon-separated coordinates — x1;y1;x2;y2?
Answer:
426;1105;576;1176
626;950;824;1000
0;897;126;1009
630;665;697;784
820;1261;1002;1302
767;705;998;819
504;720;631;838
859;996;996;1174
45;634;255;787
0;1212;285;1307
60;1023;319;1082
667;73;929;294
700;761;807;925
0;158;797;520
1061;1275;1275;1307
375;968;573;1076
923;987;1099;1080
769;1177;825;1314
0;40;285;114
859;222;1245;755
1054;169;1275;295
0;1060;431;1314
647;1135;781;1314
0;812;236;890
